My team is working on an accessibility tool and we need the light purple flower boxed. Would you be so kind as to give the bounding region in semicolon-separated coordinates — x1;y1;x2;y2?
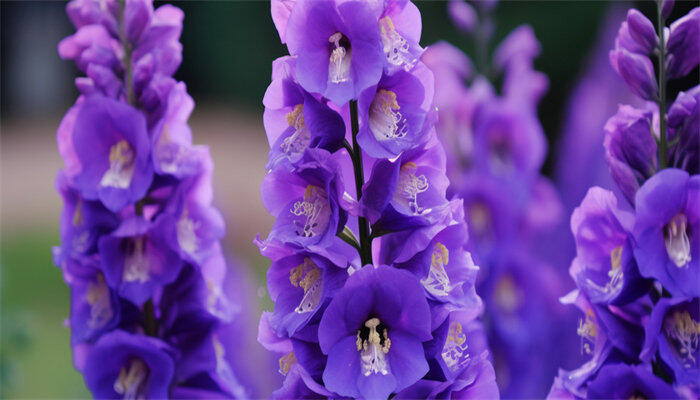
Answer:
285;0;384;104
448;0;477;33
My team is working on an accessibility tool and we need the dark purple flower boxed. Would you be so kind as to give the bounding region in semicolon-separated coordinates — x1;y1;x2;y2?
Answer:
56;171;119;260
448;0;477;33
83;330;174;399
396;318;499;399
640;297;699;387
613;20;649;55
318;265;432;399
262;149;348;252
285;0;384;105
668;86;700;174
633;168;699;297
603;104;658;204
356;62;434;159
362;136;450;230
569;187;648;305
392;221;481;310
666;7;700;79
663;0;675;18
609;48;658;100
98;216;183;305
267;252;347;336
71;96;154;212
626;9;658;54
586;363;679;399
263;56;346;170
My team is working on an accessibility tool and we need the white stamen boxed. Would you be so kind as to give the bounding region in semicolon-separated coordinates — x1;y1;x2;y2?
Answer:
289;257;323;313
124;238;150;283
101;140;136;189
664;311;700;368
86;273;113;329
584;245;624;296
421;242;452;296
291;186;327;238
356;317;391;376
113;359;148;400
577;309;597;355
281;104;311;157
665;213;692;268
441;320;470;372
328;32;351;84
369;89;408;142
396;162;429;215
378;17;416;71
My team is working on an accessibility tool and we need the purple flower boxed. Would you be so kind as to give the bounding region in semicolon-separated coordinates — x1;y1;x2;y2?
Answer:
666;7;700;79
83;330;174;399
586;363;679;399
71;96;154;212
640;297;699;387
633;168;699;297
263;56;346;170
609;48;658;101
267;252;348;336
271;0;295;44
493;25;541;71
626;9;658;54
663;0;675;18
285;0;384;104
603;104;658;204
448;0;477;33
569;187;648;305
318;265;432;399
98;216;183;305
362;136;450;230
379;0;424;75
356;62;434;159
668;86;699;174
262;149;348;251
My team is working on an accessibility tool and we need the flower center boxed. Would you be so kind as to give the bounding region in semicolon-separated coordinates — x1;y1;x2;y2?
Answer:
665;213;692;268
278;351;297;375
113;359;148;400
395;162;429;215
488;130;513;171
86;273;113;329
328;32;351;84
664;310;699;368
156;125;187;174
421;242;452;296
291;185;328;238
124;237;150;283
378;17;416;71
281;104;311;158
577;309;598;355
177;208;200;255
289;257;323;313
369;89;408;142
441;320;470;372
356;317;391;376
101;140;136;189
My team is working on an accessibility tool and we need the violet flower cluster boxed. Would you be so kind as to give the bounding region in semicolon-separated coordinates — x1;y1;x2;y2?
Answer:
53;0;246;397
257;0;498;398
548;2;700;398
422;0;571;396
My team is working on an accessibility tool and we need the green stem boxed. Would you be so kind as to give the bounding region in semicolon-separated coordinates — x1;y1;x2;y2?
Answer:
348;101;373;266
657;0;668;169
120;0;156;337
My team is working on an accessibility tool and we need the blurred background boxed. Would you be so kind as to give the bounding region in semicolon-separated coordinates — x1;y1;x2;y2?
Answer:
0;1;689;397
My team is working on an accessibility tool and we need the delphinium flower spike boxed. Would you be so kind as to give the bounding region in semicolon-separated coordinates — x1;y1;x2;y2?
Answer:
422;0;573;396
258;0;498;398
548;2;699;398
54;0;248;397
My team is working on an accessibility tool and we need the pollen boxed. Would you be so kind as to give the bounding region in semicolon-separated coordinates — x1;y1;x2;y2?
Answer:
378;17;416;71
279;351;297;375
369;89;408;142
